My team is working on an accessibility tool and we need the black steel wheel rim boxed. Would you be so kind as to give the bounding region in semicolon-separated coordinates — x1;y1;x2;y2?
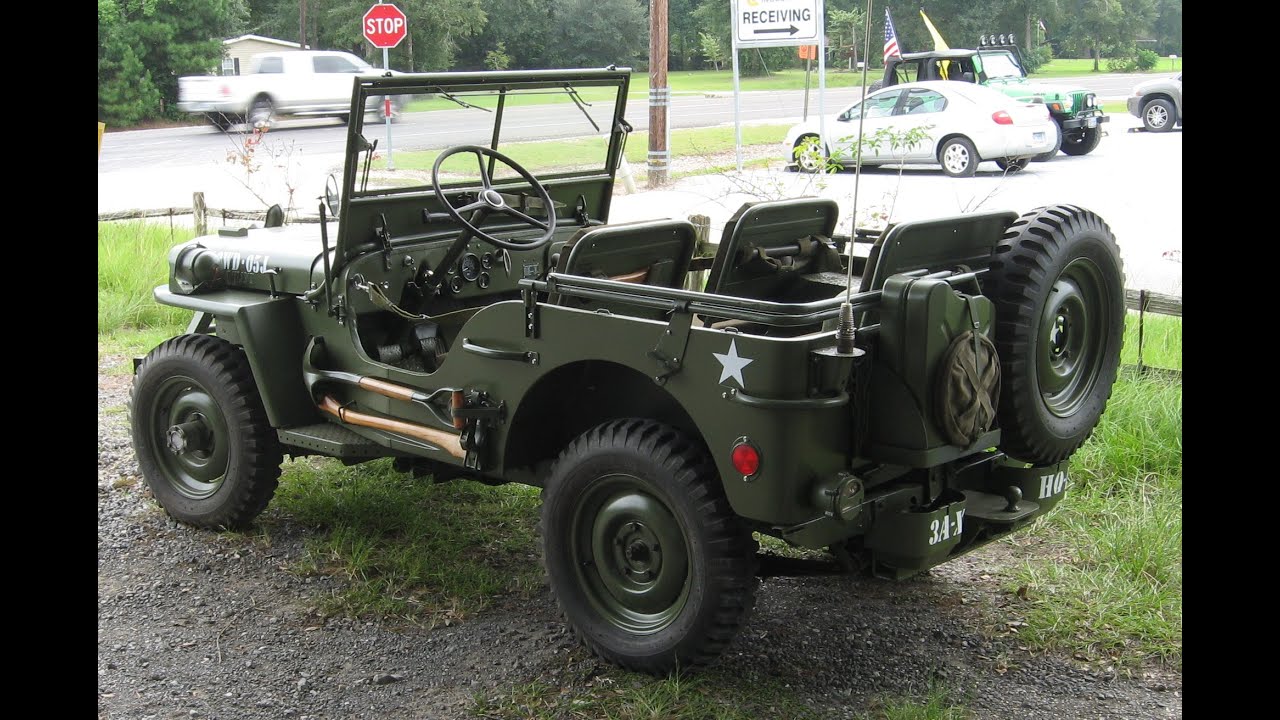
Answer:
570;474;691;634
1038;257;1110;417
150;375;230;499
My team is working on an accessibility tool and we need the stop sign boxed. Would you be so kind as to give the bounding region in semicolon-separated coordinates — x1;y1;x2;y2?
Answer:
363;3;408;49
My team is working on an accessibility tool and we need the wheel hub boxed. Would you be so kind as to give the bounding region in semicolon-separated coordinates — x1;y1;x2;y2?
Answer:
480;188;505;209
165;417;210;455
151;377;231;499
616;521;663;580
574;476;691;633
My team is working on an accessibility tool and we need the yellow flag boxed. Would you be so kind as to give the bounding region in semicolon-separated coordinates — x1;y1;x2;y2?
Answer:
919;9;950;79
919;9;949;50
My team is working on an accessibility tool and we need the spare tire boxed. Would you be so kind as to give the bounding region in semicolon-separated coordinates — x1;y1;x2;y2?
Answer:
984;205;1124;465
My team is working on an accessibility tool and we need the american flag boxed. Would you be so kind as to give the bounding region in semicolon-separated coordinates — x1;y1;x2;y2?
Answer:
884;9;902;63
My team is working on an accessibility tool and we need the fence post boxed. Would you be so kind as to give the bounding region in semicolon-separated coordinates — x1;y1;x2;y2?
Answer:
193;192;207;236
687;214;711;291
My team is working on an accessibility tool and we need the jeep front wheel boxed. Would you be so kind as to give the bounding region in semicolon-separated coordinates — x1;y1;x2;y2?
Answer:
984;205;1125;465
541;420;757;674
1060;126;1102;156
130;334;282;529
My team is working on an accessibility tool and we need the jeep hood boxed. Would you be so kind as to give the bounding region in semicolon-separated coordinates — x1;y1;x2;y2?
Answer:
984;76;1081;103
167;223;337;297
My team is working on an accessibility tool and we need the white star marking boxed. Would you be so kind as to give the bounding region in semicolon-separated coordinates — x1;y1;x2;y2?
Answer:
713;339;754;388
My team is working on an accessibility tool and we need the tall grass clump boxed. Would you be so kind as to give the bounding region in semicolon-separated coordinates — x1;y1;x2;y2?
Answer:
98;221;192;334
1014;314;1182;666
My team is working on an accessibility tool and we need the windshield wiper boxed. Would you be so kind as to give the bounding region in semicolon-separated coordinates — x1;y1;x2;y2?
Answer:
438;90;492;112
359;135;379;193
563;84;600;133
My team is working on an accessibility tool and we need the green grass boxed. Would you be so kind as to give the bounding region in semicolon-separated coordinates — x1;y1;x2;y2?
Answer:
864;685;971;720
474;669;828;720
473;670;968;720
1030;57;1184;77
98;221;193;335
391;124;789;176
403;62;1177;114
267;458;543;624
1121;312;1182;370
1011;314;1182;667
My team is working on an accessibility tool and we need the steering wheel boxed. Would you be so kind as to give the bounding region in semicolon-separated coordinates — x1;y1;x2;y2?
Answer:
431;145;558;250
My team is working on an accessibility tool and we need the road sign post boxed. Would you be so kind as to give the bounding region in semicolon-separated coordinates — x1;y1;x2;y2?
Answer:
363;2;408;170
730;0;825;171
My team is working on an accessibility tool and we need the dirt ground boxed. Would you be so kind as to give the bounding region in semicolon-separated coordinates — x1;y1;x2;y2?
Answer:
98;359;1181;720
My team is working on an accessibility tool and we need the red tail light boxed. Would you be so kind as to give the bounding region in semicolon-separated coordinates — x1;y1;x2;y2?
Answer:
730;440;761;478
220;85;231;96
991;111;1013;125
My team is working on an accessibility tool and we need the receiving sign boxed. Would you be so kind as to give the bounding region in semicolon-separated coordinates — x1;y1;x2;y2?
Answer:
733;0;821;48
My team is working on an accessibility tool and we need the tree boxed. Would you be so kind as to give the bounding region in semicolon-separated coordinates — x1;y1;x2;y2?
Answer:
827;7;865;70
97;0;243;124
1056;0;1155;70
698;31;726;71
542;0;646;68
1152;0;1181;55
485;42;511;70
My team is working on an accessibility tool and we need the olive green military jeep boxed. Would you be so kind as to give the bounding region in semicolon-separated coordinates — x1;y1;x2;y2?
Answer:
130;68;1124;674
877;36;1108;159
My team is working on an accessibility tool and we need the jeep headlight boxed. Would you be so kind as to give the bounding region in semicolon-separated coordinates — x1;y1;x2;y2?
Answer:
1084;94;1096;108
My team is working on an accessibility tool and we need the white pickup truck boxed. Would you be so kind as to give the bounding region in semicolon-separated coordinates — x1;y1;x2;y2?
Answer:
178;50;401;131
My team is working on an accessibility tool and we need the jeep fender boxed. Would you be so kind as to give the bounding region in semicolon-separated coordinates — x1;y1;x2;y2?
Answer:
153;286;316;428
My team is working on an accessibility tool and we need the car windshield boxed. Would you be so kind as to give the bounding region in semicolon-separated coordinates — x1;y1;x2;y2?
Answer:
980;52;1023;79
349;75;626;197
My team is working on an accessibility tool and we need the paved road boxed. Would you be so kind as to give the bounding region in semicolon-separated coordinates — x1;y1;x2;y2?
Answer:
97;73;1179;296
97;74;1163;173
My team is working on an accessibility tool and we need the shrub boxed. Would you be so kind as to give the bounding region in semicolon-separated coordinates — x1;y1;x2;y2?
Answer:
1135;48;1159;71
1022;44;1053;74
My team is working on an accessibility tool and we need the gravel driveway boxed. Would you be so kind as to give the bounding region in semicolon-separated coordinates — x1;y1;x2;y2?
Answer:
98;356;1181;720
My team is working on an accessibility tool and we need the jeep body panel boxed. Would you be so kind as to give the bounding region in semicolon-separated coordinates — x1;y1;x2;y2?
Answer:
131;55;1131;673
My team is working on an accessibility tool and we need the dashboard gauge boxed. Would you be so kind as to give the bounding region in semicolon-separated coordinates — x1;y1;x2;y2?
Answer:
481;252;494;269
477;272;491;289
449;276;465;294
460;253;481;281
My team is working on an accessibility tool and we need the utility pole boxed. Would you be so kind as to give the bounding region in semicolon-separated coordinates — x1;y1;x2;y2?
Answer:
648;0;669;187
299;0;308;50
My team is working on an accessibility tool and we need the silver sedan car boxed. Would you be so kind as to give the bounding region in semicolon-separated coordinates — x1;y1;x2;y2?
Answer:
784;81;1058;177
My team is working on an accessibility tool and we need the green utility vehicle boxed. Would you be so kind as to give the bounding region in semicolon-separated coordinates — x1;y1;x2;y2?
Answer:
130;68;1124;673
877;36;1108;159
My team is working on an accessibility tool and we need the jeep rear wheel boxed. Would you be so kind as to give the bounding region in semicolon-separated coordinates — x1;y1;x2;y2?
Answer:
130;334;282;529
1060;126;1102;156
541;419;757;674
984;205;1124;465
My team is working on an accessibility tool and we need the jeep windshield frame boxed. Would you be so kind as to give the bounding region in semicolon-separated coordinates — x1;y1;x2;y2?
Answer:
341;69;631;201
332;68;632;271
975;50;1024;80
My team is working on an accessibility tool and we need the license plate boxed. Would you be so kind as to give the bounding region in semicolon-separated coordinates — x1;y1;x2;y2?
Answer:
1033;132;1046;142
1085;118;1097;128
